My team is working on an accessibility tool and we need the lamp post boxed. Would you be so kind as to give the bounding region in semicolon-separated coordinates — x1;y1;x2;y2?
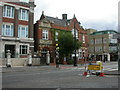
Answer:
73;22;77;66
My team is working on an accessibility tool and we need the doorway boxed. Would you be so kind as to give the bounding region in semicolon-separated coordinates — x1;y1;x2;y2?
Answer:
5;45;15;58
41;48;47;65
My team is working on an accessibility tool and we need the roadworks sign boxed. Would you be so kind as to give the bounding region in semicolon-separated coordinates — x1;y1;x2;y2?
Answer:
88;65;103;70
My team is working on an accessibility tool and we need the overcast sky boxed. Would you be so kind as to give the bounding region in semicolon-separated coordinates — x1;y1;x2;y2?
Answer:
34;0;119;31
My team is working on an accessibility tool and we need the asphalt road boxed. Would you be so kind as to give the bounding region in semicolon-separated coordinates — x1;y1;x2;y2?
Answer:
2;67;119;88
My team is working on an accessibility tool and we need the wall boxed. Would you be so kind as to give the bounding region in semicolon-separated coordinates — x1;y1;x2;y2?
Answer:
0;58;41;67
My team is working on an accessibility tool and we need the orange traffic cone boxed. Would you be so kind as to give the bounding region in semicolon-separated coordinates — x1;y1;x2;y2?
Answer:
99;72;104;77
83;72;88;76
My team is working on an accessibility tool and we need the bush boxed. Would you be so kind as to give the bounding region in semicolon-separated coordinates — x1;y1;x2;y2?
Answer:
66;59;74;64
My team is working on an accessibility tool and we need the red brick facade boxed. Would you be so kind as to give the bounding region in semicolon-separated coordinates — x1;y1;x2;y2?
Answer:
34;13;88;64
0;2;35;58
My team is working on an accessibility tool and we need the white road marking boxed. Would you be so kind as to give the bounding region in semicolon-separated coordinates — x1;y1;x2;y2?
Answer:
105;75;119;77
103;68;118;71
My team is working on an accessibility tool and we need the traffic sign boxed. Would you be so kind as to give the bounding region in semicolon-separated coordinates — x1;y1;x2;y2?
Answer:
88;65;103;70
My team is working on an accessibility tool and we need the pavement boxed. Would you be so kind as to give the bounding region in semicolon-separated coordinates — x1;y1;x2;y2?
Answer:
1;61;119;75
1;65;85;73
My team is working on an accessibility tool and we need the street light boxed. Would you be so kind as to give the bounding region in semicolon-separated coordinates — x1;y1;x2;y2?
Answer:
73;22;77;66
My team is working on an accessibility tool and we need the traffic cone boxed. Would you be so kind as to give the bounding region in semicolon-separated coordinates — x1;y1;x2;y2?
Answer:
83;65;88;76
99;72;104;77
83;71;88;76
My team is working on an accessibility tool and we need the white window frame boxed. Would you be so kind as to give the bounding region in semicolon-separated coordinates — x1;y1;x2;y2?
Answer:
71;29;78;39
3;5;14;18
20;45;28;55
82;35;85;43
42;30;48;40
110;39;117;43
109;46;117;51
18;25;28;38
2;23;14;36
19;8;29;21
55;32;59;41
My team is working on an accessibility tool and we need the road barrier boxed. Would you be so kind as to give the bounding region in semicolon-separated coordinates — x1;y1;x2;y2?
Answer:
83;61;104;77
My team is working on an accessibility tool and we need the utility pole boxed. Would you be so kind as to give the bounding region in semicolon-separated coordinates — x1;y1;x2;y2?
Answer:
73;22;77;66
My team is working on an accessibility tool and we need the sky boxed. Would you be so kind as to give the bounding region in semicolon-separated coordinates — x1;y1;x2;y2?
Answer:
34;0;119;31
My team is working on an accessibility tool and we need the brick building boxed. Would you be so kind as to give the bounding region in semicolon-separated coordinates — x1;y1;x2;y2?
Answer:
0;1;35;59
34;12;88;64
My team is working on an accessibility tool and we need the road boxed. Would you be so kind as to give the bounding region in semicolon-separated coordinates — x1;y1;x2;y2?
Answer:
2;62;119;88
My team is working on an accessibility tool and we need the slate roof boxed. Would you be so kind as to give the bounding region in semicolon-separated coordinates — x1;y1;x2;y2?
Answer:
45;16;71;27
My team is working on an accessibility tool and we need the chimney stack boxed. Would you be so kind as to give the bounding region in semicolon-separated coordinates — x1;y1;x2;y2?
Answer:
62;14;67;20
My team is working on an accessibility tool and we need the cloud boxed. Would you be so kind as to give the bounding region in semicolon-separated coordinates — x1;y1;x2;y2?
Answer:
82;19;118;31
34;0;119;31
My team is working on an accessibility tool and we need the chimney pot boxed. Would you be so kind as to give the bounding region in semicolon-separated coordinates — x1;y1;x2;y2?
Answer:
62;14;67;20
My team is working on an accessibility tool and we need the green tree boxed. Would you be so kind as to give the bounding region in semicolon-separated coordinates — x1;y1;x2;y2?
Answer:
57;32;82;58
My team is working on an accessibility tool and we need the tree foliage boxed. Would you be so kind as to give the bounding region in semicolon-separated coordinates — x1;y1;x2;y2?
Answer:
57;32;82;57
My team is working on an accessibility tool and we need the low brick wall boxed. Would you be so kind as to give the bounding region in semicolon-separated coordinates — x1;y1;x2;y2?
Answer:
0;58;41;67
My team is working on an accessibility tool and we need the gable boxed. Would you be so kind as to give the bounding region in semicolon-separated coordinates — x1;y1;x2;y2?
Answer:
39;18;51;28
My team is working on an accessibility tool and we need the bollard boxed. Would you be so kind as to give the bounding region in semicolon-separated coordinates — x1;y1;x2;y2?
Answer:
46;51;50;65
28;50;32;66
6;50;11;67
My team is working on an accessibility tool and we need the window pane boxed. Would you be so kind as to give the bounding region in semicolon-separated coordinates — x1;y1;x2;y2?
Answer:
6;25;10;36
2;24;5;35
42;30;48;40
26;27;28;37
19;9;28;20
20;45;28;54
2;24;13;36
12;7;14;17
18;25;28;38
3;6;6;17
3;5;14;18
11;25;14;36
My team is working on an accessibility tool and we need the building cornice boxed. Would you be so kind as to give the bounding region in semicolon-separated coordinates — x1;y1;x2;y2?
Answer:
3;2;30;10
1;37;34;43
